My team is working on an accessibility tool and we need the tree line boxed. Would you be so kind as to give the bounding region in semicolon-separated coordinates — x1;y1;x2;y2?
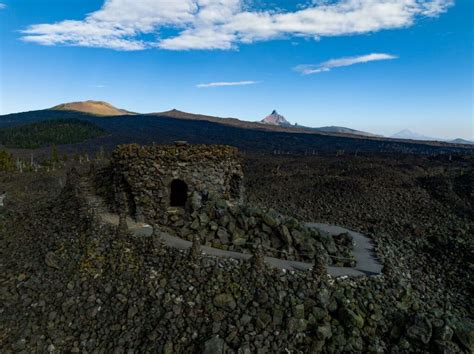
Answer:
0;145;109;173
0;119;106;149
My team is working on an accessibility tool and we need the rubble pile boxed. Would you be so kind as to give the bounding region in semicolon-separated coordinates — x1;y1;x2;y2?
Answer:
165;193;354;265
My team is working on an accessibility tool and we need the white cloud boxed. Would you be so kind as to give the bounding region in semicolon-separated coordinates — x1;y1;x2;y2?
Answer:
0;3;6;9
295;53;398;74
197;80;260;88
21;0;453;51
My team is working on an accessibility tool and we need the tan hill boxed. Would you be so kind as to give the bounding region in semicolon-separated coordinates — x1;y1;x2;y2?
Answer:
51;100;136;116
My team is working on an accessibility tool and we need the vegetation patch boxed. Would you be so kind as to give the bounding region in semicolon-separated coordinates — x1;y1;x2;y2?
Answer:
0;119;106;149
0;150;15;172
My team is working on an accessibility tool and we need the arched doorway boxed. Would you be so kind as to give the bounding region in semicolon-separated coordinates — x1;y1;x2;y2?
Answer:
170;179;188;207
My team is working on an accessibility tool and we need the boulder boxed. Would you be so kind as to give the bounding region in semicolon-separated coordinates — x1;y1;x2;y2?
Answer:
338;308;364;329
127;306;138;319
203;336;227;354
279;225;292;246
287;318;308;334
316;288;331;307
294;304;305;319
316;324;332;340
214;293;237;311
434;324;453;342
216;228;230;244
190;191;202;211
453;319;474;352
215;199;228;210
406;315;432;345
256;312;272;329
273;308;284;326
45;252;61;269
232;237;247;247
262;212;279;228
312;307;328;322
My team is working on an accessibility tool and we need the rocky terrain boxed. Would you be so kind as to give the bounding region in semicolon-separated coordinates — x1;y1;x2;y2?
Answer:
245;153;473;316
93;143;353;265
0;151;473;353
158;195;355;266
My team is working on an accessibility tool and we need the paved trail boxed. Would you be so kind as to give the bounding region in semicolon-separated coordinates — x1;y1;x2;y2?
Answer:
100;213;382;277
306;223;382;277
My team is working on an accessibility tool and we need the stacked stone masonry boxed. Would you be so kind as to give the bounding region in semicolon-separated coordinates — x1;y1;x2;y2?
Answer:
109;143;244;223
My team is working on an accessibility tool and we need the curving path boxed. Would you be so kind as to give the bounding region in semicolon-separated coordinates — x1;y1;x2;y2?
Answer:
306;223;382;277
99;213;382;277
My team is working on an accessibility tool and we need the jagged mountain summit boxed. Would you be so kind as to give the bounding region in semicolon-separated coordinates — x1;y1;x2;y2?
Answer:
260;111;378;137
52;100;136;116
261;110;292;127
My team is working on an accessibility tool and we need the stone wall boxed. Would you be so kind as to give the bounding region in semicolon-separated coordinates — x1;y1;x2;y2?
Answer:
107;143;244;224
95;144;354;263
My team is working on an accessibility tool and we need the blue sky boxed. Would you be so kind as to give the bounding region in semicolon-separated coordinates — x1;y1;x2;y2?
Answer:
0;0;472;139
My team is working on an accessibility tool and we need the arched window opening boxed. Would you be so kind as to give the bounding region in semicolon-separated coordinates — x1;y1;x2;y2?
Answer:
229;174;242;200
170;179;188;207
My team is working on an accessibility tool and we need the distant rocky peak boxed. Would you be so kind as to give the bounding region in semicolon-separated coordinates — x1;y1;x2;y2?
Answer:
261;110;291;127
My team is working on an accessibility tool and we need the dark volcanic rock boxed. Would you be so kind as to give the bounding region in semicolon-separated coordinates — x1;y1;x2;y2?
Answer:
0;152;472;353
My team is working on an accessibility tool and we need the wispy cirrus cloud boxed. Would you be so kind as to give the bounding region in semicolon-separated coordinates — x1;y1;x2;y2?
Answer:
295;53;398;75
0;3;6;9
197;80;260;88
21;0;454;51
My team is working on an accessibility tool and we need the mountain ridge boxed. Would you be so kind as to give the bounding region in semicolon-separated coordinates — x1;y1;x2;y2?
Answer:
313;126;382;138
52;100;136;116
1;108;473;155
4;101;472;146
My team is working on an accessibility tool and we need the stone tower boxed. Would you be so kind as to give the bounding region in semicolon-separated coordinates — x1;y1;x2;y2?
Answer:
107;143;244;224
